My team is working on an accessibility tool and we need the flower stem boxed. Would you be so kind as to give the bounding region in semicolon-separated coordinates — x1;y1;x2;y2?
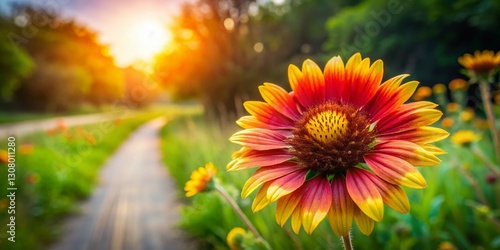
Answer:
341;233;353;250
479;79;500;163
471;146;500;176
214;183;272;250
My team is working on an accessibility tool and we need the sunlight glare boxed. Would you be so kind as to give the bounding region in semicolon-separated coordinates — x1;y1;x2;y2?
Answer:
130;19;171;64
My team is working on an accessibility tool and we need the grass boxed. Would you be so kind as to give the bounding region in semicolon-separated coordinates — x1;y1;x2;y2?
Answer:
0;105;188;250
159;104;500;249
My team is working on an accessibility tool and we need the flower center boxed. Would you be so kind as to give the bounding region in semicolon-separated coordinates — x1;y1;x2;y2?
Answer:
305;110;348;144
288;102;376;176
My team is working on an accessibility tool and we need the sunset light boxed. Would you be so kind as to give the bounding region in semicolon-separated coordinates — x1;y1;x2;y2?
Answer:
128;19;171;65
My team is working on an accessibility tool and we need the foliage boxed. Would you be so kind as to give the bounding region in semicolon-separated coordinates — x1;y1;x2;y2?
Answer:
323;0;500;85
1;5;124;111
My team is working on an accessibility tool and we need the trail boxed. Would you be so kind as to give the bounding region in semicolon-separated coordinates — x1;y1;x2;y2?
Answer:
0;111;129;138
51;117;194;250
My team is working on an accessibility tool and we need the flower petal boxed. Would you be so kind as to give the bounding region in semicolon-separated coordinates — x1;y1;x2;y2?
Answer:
259;83;301;120
354;206;375;235
328;177;354;236
288;60;326;108
377;102;443;135
361;171;410;214
300;176;332;234
267;169;307;202
378;126;450;145
276;191;301;227
244;101;295;129
346;168;384;222
227;148;293;171
241;162;303;198
371;140;441;166
422;144;447;155
364;153;427;189
236;116;294;130
229;128;290;151
366;74;418;121
350;59;383;107
252;182;272;212
324;55;345;101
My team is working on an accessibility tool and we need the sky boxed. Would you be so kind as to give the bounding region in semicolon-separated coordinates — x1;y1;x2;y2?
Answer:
3;0;184;67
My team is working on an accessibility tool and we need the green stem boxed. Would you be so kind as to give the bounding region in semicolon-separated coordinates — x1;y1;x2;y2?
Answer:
479;79;500;163
214;183;272;250
471;146;500;176
341;233;353;250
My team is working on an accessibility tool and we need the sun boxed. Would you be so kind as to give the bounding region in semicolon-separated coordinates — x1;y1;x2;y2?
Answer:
130;19;171;64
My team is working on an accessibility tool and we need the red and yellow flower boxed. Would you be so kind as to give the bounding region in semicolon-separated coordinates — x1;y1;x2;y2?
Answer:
228;53;448;236
458;50;500;76
184;162;217;197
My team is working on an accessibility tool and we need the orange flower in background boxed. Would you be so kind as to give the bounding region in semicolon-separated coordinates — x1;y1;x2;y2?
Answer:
449;79;468;91
412;86;432;101
57;119;68;132
432;83;447;94
184;162;217;197
228;53;448;236
19;144;35;155
0;150;8;164
458;50;500;76
446;103;460;113
441;117;454;128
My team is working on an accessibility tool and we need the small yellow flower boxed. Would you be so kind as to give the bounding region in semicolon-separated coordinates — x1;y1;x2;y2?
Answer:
432;83;447;94
184;163;217;197
459;108;475;122
438;241;457;250
458;50;500;76
441;117;454;128
451;130;480;146
412;86;432;101
227;227;246;250
19;144;35;155
448;79;468;91
446;103;460;113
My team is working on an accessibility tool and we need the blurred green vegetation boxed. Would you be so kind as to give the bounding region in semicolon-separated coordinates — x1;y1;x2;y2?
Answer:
0;109;167;250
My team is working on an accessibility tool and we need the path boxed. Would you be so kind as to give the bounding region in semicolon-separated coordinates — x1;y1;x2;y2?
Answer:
50;117;194;250
0;111;130;138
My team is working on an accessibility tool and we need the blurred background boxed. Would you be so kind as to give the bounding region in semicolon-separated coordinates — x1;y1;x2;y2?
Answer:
0;0;500;249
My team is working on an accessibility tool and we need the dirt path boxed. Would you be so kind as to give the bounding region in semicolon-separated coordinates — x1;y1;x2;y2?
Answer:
0;111;130;138
50;117;194;250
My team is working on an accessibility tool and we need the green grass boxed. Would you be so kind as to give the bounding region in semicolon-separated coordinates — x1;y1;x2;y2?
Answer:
160;110;500;250
0;106;185;249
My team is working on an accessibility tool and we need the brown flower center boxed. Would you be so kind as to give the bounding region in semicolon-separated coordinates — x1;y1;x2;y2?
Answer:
288;102;376;176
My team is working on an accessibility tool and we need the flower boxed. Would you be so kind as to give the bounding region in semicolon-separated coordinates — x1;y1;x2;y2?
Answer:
19;144;35;155
458;50;500;79
184;162;217;197
0;150;8;164
459;108;475;122
446;103;460;113
441;117;454;128
448;79;468;91
25;173;40;185
438;242;457;250
228;53;448;236
227;227;246;250
432;83;447;94
451;130;480;146
473;119;489;129
412;86;432;101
